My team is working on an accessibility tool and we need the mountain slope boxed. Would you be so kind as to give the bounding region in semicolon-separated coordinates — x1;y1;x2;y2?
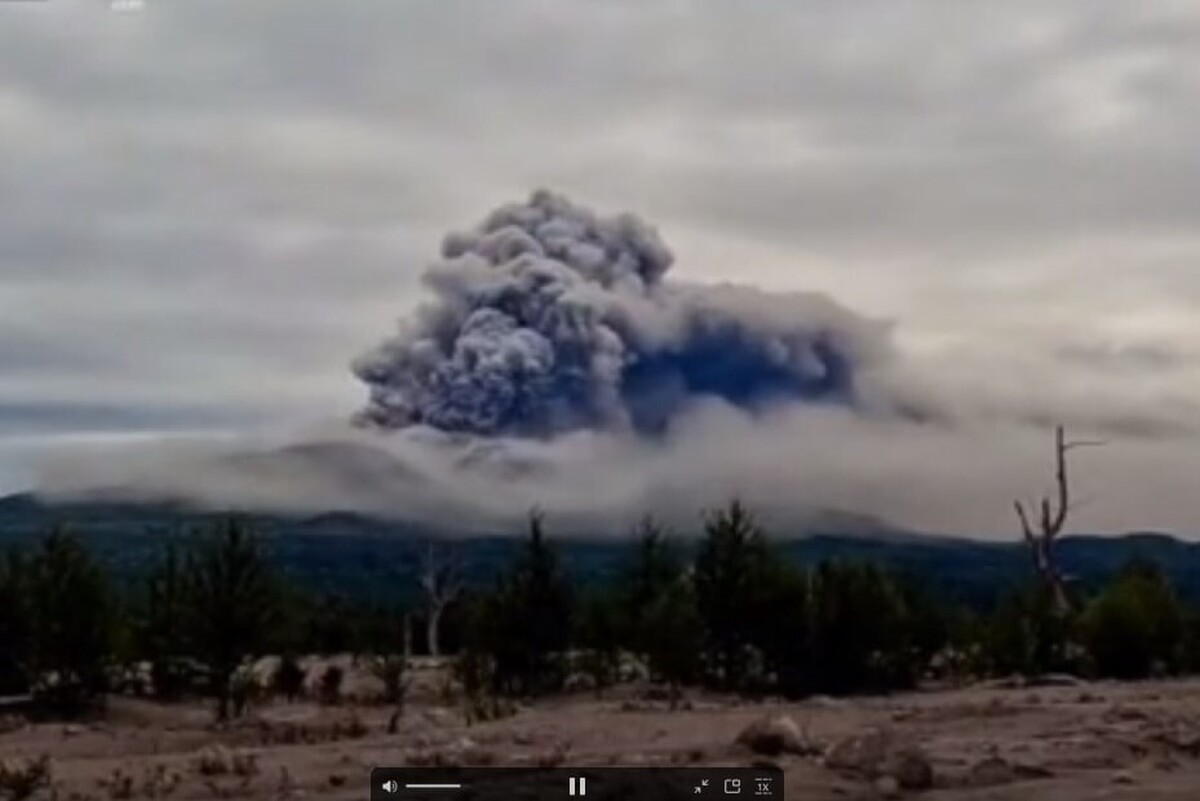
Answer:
2;493;1199;607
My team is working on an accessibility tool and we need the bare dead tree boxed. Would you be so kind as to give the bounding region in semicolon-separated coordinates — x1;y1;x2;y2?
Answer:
1013;425;1105;614
419;540;465;658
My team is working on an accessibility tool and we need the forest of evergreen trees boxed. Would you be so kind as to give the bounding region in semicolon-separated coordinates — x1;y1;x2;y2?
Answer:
1;499;1198;721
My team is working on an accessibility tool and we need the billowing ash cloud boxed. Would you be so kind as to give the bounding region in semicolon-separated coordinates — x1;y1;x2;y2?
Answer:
353;190;895;437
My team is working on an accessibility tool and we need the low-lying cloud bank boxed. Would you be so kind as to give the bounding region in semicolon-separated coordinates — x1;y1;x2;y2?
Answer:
33;193;1200;539
33;405;1200;538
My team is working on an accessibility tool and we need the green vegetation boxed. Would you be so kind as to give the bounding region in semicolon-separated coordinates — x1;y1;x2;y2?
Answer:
24;529;114;713
2;499;1200;720
574;590;622;696
1082;560;1182;679
693;500;775;689
450;499;1200;700
136;538;188;700
642;578;703;707
0;516;416;720
0;549;30;695
180;518;278;721
459;511;574;697
803;561;918;694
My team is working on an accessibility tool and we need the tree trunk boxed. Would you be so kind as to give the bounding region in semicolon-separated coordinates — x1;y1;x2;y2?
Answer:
427;605;442;658
387;706;402;734
213;666;233;723
216;687;230;723
1045;567;1070;617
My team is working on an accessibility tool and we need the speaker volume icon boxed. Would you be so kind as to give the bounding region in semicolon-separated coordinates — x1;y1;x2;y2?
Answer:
381;779;399;794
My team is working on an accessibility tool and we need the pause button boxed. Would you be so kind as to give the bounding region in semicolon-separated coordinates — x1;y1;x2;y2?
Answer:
568;776;587;796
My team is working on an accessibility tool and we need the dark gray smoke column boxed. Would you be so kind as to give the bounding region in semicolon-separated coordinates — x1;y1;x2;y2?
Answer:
354;191;893;437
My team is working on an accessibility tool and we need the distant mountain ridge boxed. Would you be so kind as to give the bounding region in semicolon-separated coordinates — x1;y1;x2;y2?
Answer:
3;492;1199;608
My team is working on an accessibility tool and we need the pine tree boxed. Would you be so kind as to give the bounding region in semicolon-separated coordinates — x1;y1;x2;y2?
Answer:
693;499;773;689
474;510;573;696
806;561;915;693
575;590;622;697
619;516;681;655
182;517;276;721
140;538;189;700
643;578;703;708
26;529;114;713
0;549;30;695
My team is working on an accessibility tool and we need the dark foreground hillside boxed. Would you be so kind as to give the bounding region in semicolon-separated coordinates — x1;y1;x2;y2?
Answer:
2;493;1198;607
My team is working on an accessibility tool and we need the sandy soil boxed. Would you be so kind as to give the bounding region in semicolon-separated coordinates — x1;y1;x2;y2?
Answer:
5;673;1200;800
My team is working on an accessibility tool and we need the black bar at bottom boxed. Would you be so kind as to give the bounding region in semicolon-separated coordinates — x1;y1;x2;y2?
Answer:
371;767;784;800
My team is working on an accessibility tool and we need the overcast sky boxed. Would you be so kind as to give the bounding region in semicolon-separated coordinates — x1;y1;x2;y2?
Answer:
3;1;1200;534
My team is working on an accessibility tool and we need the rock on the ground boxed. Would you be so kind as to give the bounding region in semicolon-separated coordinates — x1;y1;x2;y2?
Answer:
962;755;1052;788
1103;704;1150;723
806;695;845;710
885;747;935;790
1028;673;1085;688
824;730;934;789
194;745;234;776
824;728;894;778
735;714;818;756
1156;723;1200;755
874;775;901;798
453;737;498;766
966;756;1017;787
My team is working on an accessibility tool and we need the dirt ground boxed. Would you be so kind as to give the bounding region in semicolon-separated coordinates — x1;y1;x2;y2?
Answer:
6;672;1200;800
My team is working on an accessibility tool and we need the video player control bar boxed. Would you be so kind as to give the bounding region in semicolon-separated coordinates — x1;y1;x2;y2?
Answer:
371;767;783;800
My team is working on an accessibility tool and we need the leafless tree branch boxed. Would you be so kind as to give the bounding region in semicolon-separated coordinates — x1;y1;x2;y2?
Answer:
1062;439;1108;452
419;540;465;658
1011;424;1105;615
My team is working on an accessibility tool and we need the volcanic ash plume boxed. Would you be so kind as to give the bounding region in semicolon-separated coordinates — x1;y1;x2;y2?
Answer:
353;190;896;437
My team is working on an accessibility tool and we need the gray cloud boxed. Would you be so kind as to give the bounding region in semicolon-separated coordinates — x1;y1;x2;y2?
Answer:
3;0;1200;535
33;407;1200;538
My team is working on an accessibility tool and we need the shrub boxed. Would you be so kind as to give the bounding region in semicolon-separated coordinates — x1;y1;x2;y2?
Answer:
229;666;265;718
273;655;305;702
0;754;51;801
981;586;1079;677
1178;609;1200;674
369;654;408;707
317;665;344;706
451;637;516;725
461;692;517;726
1083;560;1182;679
